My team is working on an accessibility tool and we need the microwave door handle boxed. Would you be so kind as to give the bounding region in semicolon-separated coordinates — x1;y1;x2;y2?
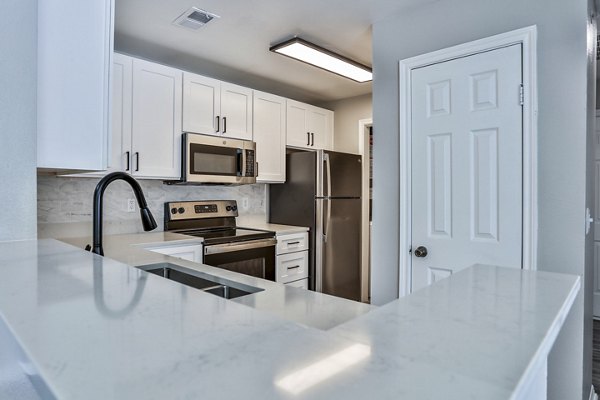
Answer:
236;149;243;177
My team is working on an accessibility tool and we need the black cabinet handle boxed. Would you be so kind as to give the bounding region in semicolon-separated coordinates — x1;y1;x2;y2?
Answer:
307;132;310;146
223;117;227;133
216;116;220;132
125;151;130;171
287;241;300;245
135;152;139;172
311;132;314;146
287;265;301;270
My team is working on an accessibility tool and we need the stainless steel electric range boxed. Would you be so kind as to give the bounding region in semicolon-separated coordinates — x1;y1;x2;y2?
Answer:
164;200;276;281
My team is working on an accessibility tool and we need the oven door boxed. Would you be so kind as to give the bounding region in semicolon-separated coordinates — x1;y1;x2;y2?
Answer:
203;239;276;281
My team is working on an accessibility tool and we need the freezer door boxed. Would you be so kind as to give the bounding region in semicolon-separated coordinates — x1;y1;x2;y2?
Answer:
321;198;361;301
323;151;362;198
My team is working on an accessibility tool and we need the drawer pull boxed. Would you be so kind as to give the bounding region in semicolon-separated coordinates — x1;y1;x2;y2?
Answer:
286;241;300;245
287;265;301;270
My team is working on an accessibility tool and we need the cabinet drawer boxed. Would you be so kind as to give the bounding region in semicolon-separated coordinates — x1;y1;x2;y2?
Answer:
286;278;308;289
276;232;309;255
276;250;308;283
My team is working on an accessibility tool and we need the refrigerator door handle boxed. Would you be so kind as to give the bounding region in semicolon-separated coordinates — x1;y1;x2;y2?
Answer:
324;153;332;198
323;153;332;241
323;199;331;242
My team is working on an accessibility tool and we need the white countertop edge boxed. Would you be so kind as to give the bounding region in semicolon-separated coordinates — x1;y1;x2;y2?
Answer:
509;274;581;399
0;296;60;399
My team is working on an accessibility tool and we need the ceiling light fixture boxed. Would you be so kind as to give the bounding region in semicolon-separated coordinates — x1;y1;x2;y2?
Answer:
270;38;372;83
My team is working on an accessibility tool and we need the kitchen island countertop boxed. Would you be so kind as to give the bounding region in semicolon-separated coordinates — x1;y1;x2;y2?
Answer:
0;238;580;399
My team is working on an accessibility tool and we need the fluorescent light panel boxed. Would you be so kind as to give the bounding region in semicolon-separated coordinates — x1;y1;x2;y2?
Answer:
270;38;372;83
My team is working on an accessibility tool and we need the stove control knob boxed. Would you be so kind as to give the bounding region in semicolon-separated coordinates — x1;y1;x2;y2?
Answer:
232;206;238;211
226;206;232;211
171;207;177;214
178;207;185;214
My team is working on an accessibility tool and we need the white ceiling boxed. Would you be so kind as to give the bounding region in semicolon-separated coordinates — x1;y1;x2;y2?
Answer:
115;0;433;103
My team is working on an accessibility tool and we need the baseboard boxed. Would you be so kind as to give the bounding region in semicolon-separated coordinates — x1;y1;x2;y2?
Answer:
590;385;598;400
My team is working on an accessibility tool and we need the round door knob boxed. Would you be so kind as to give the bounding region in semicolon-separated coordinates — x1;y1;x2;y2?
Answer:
414;246;428;258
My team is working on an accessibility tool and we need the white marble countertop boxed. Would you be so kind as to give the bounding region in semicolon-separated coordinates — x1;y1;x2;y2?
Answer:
236;215;309;234
61;232;372;330
0;239;580;400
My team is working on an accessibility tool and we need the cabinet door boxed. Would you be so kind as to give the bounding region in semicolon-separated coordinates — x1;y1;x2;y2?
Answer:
254;91;286;183
144;244;203;263
221;82;253;140
286;278;309;289
309;107;334;150
131;59;182;179
37;0;113;171
110;54;133;173
183;72;221;136
286;100;310;149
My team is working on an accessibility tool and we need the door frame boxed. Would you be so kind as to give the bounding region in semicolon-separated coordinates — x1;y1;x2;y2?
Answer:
358;118;373;302
398;26;538;297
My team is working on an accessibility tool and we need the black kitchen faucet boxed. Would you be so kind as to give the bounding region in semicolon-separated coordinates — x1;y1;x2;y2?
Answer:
87;172;157;256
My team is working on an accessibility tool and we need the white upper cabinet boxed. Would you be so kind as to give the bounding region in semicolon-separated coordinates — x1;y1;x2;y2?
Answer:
220;82;253;140
109;53;133;173
308;107;333;150
131;58;182;179
286;100;333;150
183;72;253;141
286;101;311;148
253;91;286;183
182;73;221;135
37;0;114;171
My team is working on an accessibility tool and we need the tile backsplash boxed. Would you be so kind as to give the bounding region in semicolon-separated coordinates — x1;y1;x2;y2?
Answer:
38;175;267;238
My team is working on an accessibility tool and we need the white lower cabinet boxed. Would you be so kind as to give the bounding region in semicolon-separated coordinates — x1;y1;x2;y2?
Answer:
143;243;202;263
286;278;309;289
276;231;309;288
276;251;308;283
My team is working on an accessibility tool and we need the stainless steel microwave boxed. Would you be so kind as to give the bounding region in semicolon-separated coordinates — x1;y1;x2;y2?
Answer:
178;133;257;185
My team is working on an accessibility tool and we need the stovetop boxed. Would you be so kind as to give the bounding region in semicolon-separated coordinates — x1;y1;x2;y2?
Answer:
164;200;275;245
174;227;275;245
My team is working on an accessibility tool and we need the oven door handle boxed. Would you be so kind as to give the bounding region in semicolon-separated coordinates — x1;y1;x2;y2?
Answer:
204;238;276;255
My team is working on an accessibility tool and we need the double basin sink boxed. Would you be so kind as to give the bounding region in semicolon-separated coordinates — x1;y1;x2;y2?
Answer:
137;262;263;300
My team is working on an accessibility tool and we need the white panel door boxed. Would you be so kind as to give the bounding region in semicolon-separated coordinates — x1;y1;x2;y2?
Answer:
182;72;221;136
411;44;523;292
131;59;182;179
253;91;286;183
221;82;253;140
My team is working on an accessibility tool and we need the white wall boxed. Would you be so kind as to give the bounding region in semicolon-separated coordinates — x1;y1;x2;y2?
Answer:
0;0;38;241
320;94;372;154
370;0;593;398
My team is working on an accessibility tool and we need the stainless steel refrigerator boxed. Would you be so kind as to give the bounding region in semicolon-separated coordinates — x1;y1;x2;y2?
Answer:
269;149;362;301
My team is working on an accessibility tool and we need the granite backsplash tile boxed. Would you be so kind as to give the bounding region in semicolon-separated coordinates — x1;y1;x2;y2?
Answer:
38;175;267;238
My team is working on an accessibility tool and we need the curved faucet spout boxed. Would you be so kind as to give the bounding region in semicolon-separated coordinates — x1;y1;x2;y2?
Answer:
91;172;157;256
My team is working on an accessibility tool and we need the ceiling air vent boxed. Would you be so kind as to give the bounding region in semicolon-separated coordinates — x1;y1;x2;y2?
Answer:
173;7;220;30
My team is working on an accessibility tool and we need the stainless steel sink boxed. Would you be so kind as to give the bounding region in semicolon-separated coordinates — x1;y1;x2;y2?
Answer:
136;262;262;300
